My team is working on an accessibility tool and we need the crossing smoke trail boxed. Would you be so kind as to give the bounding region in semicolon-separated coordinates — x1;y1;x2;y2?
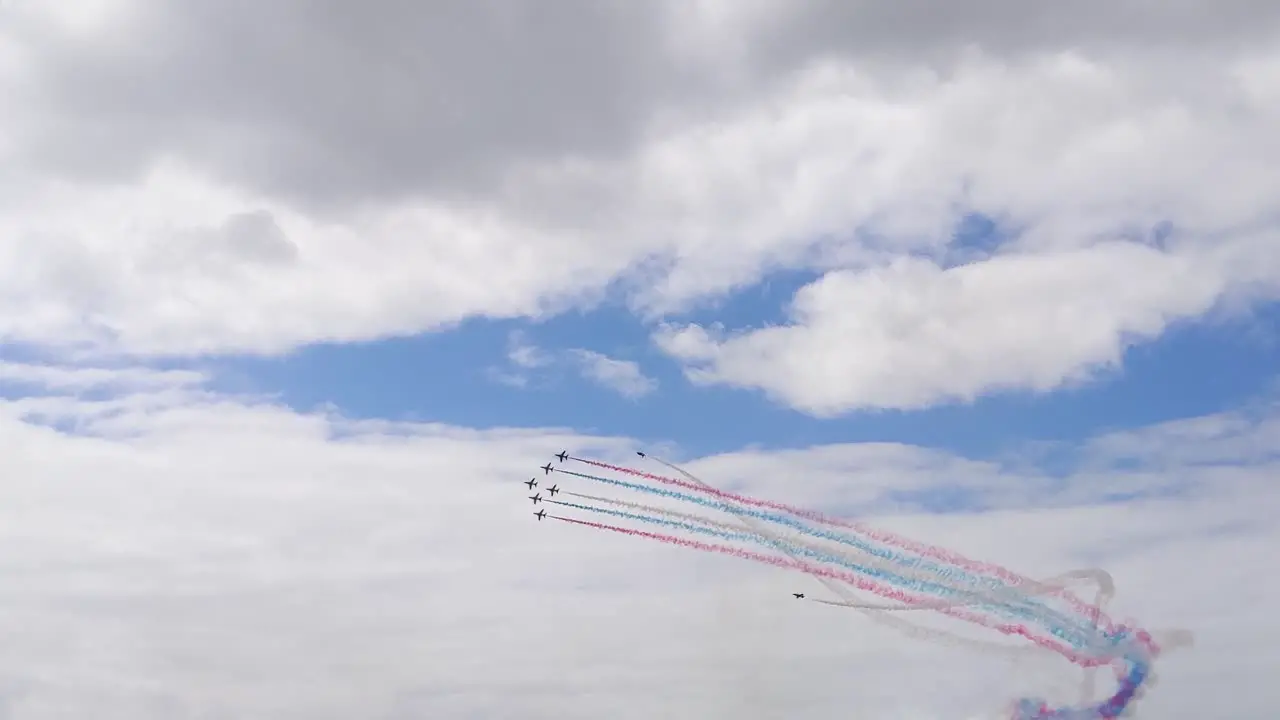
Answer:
537;453;1190;719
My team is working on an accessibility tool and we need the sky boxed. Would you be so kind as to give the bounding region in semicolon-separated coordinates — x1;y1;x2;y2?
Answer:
0;1;1279;718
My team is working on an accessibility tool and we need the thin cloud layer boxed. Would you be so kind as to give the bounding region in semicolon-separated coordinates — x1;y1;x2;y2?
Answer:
489;333;657;399
569;349;658;399
0;370;1272;717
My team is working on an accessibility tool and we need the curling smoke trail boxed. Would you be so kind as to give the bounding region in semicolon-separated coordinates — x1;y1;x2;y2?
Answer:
539;453;1181;719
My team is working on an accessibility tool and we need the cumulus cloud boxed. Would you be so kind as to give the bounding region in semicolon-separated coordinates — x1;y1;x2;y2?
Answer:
0;368;1273;717
0;1;1274;408
653;241;1231;413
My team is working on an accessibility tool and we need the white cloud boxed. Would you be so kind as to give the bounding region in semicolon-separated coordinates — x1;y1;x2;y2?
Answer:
0;6;1275;412
653;241;1232;414
0;360;207;391
506;331;553;370
569;349;658;399
0;368;1273;717
488;334;657;399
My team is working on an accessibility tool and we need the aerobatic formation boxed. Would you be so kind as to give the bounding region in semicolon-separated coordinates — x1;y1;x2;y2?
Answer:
522;450;1193;719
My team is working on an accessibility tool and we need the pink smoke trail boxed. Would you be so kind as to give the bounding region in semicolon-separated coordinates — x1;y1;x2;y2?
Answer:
573;455;1111;625
559;491;1063;614
552;514;1114;669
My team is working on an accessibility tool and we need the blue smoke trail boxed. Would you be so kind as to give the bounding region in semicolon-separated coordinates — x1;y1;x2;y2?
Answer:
554;468;1094;645
551;498;1100;651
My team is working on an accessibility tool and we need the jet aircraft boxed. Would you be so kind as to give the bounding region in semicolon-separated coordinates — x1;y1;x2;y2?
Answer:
547;484;559;496
541;462;553;474
529;493;543;504
535;509;546;521
556;451;568;462
524;478;537;489
793;593;805;599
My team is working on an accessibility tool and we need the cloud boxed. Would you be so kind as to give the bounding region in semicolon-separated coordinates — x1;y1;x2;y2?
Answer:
569;349;659;399
488;333;657;399
0;360;207;392
0;368;1273;717
506;331;553;370
0;2;1276;397
653;241;1231;414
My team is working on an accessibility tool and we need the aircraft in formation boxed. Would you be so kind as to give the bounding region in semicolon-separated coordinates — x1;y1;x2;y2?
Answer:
526;450;815;601
523;452;570;520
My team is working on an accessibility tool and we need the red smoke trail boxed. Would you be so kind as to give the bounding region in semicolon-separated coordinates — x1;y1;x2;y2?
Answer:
570;456;1027;582
552;514;1112;669
571;456;1112;619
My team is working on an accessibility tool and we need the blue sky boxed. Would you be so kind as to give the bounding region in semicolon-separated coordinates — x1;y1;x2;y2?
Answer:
205;273;1280;463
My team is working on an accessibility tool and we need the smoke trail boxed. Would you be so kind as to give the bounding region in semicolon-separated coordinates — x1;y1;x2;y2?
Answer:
549;497;1030;624
563;491;1089;615
541;453;1177;717
571;455;1036;587
550;491;1090;627
585;459;1081;658
552;514;1126;669
553;466;1104;640
631;453;1131;645
629;453;1162;718
612;453;1109;620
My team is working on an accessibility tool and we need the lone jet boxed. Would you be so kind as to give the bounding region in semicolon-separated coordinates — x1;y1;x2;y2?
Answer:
524;478;537;489
534;509;546;521
541;462;554;474
547;484;559;496
529;493;543;504
793;593;805;599
556;451;568;462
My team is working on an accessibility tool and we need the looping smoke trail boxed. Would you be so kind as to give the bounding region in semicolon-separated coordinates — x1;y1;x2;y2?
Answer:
538;453;1186;719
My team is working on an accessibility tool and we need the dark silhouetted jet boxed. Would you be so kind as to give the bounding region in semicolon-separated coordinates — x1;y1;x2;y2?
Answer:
529;493;542;504
524;478;537;489
534;509;546;521
547;484;559;496
541;462;553;474
556;451;568;462
793;593;805;599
